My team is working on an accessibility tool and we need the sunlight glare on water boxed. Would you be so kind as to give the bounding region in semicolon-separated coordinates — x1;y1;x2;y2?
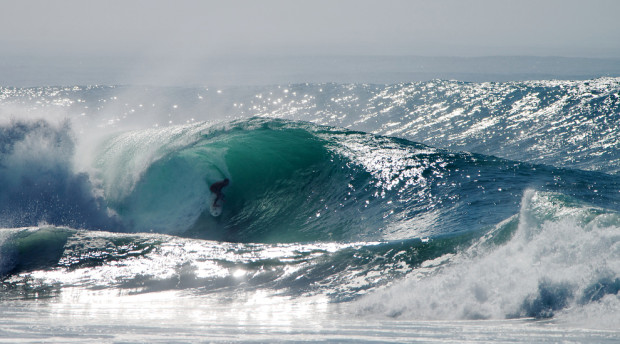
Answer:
1;289;618;343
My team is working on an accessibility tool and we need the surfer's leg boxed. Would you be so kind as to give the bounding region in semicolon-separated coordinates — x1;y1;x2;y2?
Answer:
213;193;222;207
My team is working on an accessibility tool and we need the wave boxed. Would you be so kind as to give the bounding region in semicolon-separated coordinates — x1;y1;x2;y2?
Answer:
354;190;620;324
3;79;618;175
1;117;617;244
251;78;620;174
2;190;618;327
92;118;617;242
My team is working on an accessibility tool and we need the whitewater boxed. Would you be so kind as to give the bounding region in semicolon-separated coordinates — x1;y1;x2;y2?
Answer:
1;78;619;342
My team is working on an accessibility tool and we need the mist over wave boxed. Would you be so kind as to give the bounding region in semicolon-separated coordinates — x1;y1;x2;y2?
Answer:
0;120;115;230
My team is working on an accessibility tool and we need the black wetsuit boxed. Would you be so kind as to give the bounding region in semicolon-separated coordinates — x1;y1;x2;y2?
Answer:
210;179;229;206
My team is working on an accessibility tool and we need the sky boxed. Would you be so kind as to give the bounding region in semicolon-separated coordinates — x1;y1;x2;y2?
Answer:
1;0;619;86
1;0;619;59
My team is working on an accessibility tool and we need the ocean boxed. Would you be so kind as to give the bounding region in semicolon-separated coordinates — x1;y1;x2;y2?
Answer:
0;78;619;342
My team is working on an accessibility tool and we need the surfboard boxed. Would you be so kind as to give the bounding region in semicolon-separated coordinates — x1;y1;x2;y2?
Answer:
209;192;223;217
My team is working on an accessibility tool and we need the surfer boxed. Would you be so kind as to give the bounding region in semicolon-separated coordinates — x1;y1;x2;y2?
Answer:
210;178;230;207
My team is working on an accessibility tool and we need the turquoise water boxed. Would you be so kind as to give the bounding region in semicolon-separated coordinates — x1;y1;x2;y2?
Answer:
1;79;619;342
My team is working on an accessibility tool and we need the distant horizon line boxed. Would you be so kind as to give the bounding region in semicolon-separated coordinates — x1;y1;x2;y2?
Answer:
2;53;620;60
2;53;619;87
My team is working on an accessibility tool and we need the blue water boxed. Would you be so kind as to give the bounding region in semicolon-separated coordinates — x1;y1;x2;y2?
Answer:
0;79;619;341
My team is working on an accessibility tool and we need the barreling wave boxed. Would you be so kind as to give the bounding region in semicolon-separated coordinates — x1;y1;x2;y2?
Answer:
1;117;617;244
88;118;616;242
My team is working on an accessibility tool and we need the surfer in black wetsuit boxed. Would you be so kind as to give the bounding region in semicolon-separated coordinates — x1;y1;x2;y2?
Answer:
210;178;230;207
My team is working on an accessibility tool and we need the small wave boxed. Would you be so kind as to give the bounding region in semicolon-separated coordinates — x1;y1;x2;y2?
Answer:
0;226;74;277
0;225;474;301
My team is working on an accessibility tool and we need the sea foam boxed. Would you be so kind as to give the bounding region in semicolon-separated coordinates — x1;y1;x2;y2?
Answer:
354;190;620;326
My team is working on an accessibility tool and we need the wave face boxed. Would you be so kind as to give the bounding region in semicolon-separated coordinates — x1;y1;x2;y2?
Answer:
0;79;619;326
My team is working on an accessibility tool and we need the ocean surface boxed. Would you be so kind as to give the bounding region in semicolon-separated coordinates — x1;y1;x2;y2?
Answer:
1;78;619;342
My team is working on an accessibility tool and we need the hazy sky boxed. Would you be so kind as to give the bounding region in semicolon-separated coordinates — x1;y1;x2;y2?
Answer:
2;0;619;58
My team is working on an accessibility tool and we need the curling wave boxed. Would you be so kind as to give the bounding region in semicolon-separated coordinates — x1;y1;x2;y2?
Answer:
1;118;617;244
90;118;617;242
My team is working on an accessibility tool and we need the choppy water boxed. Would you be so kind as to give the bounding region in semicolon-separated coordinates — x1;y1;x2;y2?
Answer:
1;79;619;342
